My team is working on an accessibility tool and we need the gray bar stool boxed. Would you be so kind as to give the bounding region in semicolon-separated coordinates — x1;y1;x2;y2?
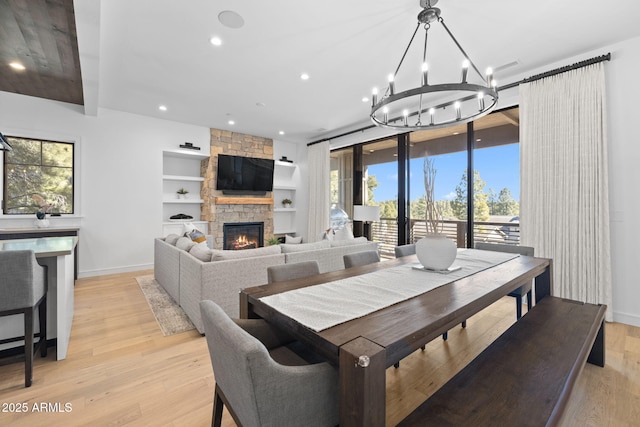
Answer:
0;250;48;387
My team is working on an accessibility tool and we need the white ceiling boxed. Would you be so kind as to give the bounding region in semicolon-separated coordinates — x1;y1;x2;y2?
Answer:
82;0;640;144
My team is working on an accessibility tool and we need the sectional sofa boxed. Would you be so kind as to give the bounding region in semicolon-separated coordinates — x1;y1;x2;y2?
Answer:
154;235;379;333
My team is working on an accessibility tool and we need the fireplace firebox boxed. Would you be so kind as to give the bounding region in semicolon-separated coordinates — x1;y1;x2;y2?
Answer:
223;222;264;250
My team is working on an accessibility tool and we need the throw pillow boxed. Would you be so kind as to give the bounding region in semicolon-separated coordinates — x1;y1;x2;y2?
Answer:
285;234;303;244
188;228;207;244
164;234;180;245
189;244;213;262
176;236;197;251
333;224;354;241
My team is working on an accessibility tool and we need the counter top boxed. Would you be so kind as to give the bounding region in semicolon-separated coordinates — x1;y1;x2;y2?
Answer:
0;236;78;257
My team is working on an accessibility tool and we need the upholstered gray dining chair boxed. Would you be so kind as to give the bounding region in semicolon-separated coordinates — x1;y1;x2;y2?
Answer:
200;300;339;427
267;260;320;284
394;243;416;258
0;250;48;387
475;242;535;319
343;250;380;269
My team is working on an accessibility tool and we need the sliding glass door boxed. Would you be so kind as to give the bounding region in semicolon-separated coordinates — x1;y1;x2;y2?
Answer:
331;107;520;257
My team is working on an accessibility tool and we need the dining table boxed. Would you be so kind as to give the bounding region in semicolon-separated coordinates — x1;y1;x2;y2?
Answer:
240;248;552;427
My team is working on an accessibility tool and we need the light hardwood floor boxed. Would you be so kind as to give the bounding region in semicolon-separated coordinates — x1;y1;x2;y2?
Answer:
0;270;638;426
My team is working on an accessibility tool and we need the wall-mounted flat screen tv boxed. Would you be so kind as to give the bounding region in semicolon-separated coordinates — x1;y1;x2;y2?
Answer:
216;154;274;195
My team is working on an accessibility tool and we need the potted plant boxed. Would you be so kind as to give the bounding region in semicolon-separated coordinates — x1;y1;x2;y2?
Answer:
266;236;281;246
415;158;456;270
177;188;189;199
281;198;293;208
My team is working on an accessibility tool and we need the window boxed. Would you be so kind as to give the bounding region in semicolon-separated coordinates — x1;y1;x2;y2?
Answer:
2;136;74;215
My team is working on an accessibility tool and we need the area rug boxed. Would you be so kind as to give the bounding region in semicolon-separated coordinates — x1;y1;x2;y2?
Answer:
135;275;195;336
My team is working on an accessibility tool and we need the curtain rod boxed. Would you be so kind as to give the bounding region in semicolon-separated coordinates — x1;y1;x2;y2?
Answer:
307;52;612;147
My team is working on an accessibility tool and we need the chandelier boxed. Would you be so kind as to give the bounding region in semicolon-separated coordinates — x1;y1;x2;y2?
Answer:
370;0;498;131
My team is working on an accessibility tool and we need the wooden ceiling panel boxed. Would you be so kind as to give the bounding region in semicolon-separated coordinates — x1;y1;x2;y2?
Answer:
0;0;83;105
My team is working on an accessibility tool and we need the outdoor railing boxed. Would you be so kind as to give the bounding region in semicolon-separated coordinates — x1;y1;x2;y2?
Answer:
371;218;520;259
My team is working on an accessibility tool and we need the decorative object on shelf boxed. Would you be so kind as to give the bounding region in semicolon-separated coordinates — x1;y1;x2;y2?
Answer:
415;158;457;270
370;0;498;132
281;198;293;208
176;188;189;199
279;156;293;163
168;213;194;222
353;205;380;241
179;142;200;150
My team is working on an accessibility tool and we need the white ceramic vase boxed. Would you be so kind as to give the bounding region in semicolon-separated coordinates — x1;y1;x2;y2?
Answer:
415;233;457;271
34;218;50;228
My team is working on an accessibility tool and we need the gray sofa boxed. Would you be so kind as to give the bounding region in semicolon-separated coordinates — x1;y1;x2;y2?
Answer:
154;236;378;333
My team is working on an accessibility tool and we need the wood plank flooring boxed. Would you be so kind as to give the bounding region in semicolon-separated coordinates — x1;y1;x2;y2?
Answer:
0;270;638;426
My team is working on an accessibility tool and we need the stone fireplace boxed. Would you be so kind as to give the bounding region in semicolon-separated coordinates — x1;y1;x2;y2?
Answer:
223;222;264;250
201;129;274;249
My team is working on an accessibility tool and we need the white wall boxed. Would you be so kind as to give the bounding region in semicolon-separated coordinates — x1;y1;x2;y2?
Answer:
0;91;210;277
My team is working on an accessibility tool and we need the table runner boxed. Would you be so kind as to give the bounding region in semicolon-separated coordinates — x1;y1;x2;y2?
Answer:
260;249;519;331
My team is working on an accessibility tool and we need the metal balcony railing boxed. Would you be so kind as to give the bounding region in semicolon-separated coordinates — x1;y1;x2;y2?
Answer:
371;218;520;259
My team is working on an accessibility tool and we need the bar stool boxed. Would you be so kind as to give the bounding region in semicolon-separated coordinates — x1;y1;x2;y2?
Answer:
0;250;48;387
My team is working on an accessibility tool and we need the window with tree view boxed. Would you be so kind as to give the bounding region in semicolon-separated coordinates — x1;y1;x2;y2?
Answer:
3;136;74;215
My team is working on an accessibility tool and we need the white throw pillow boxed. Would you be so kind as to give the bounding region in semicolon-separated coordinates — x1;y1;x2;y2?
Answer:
285;234;303;244
176;236;197;251
333;224;354;241
189;244;213;262
164;234;180;245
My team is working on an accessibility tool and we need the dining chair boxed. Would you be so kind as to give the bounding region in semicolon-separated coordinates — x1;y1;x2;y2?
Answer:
343;250;380;269
475;242;535;319
0;250;48;387
200;300;339;427
394;243;416;258
267;260;320;284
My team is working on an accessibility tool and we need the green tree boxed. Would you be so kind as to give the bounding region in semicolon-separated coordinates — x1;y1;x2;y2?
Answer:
378;200;397;219
451;170;490;222
366;174;378;203
495;188;519;216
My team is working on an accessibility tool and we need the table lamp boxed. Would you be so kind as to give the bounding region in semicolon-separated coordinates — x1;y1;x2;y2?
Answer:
353;205;380;241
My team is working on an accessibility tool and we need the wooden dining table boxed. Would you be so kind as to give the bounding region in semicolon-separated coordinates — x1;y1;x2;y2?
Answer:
240;250;552;427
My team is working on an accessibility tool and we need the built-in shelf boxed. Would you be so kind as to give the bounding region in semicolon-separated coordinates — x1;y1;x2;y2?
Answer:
163;199;205;204
162;149;208;236
274;207;297;212
215;197;274;205
275;160;296;168
273;184;297;190
163;175;205;182
163;149;208;160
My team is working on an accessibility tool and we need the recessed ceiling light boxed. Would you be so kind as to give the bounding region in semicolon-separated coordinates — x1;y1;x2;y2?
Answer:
300;73;310;81
228;120;235;125
362;97;369;103
218;10;245;29
210;36;222;46
9;62;25;70
279;131;285;135
158;105;167;111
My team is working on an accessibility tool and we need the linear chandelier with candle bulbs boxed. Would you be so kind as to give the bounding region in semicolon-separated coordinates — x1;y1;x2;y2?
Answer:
370;0;498;131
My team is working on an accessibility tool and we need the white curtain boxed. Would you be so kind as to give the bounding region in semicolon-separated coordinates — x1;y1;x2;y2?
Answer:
307;141;331;242
520;62;612;321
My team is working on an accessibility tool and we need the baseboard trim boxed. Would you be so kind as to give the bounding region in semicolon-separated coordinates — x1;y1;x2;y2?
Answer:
78;263;153;278
612;310;640;327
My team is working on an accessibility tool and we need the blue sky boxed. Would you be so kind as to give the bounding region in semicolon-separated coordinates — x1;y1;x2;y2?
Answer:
368;143;520;202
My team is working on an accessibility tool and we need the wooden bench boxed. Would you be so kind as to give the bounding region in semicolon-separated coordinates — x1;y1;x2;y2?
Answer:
398;296;606;427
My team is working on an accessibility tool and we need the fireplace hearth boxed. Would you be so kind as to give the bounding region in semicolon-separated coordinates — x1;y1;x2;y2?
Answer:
223;222;264;250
